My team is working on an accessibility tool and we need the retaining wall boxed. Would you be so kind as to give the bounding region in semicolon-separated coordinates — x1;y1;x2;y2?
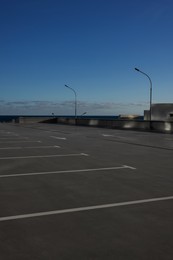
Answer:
53;117;173;133
1;116;173;133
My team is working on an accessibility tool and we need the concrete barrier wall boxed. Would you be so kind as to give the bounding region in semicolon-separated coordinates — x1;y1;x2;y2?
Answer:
55;117;173;133
56;117;150;130
18;117;52;124
10;116;173;133
151;121;173;133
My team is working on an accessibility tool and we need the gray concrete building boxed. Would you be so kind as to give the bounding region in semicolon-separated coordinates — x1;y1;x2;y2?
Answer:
144;103;173;121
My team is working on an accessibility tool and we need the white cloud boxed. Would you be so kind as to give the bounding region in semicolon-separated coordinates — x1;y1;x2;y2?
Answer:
0;100;148;115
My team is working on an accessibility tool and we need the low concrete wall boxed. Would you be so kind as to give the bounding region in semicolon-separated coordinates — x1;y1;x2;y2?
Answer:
0;116;19;123
18;116;52;124
8;116;173;133
54;117;173;133
151;121;173;133
78;118;150;131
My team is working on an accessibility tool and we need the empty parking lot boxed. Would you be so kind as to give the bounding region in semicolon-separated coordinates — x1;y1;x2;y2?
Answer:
0;123;173;260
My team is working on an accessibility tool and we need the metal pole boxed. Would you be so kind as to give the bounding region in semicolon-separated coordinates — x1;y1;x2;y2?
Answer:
135;68;152;122
81;112;87;116
64;84;77;124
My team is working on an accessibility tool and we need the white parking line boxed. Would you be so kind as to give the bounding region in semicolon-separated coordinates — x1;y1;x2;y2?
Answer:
102;134;114;137
0;165;135;178
0;196;172;222
50;136;67;140
0;153;88;160
0;145;60;150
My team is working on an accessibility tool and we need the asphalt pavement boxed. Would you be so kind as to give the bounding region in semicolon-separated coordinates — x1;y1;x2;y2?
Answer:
0;123;173;260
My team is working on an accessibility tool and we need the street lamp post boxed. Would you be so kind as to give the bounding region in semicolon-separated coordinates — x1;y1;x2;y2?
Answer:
81;112;87;116
135;68;152;122
64;84;77;125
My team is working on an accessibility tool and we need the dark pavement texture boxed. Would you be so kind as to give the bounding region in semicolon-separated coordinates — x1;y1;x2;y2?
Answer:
0;123;173;260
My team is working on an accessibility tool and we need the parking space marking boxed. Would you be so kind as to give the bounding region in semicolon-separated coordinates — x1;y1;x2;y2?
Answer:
0;153;88;160
0;165;135;178
0;196;172;222
50;136;67;140
0;145;60;150
102;134;114;137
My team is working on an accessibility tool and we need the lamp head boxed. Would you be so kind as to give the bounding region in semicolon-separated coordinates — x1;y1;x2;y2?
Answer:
135;68;140;72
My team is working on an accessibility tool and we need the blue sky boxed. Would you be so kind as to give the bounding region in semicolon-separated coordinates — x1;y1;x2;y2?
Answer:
1;0;173;115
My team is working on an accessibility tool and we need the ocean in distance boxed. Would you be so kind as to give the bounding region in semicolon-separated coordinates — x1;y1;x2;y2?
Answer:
0;115;144;122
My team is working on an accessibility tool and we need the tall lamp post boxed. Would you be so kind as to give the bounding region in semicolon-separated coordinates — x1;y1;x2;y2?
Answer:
135;68;152;121
64;84;77;125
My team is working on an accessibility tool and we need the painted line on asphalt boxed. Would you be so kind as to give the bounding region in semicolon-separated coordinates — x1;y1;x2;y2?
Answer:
0;196;172;222
50;136;67;140
0;165;135;178
0;145;60;150
102;134;114;137
0;153;88;160
123;165;136;170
